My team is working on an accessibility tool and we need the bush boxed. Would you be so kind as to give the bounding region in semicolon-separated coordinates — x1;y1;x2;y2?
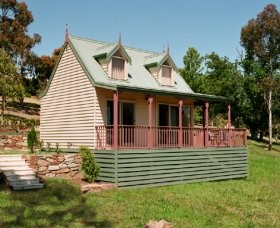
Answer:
27;126;38;153
80;146;100;182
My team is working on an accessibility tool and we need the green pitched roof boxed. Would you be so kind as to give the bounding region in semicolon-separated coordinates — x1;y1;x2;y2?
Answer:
41;35;228;103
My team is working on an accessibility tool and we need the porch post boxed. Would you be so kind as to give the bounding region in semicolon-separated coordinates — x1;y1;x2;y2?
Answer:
113;91;118;150
148;97;153;149
204;102;209;147
227;103;232;146
178;100;183;147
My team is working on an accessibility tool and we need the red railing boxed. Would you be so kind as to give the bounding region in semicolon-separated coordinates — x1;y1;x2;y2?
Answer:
95;125;247;149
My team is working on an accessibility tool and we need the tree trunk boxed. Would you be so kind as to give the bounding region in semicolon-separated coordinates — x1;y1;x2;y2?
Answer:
268;90;272;151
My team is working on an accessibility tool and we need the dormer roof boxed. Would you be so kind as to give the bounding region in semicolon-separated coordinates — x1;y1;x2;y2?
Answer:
144;53;178;71
93;43;132;64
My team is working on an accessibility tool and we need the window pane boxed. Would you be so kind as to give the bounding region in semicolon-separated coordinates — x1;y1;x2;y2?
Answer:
159;104;169;126
182;106;191;127
170;106;179;126
106;101;114;125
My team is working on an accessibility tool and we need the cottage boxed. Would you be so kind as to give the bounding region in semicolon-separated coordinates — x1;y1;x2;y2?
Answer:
40;34;248;188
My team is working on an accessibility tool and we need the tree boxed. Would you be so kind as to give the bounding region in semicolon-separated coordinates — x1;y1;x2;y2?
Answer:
27;47;61;95
0;0;41;77
203;53;246;127
240;4;280;150
180;47;204;92
0;48;24;115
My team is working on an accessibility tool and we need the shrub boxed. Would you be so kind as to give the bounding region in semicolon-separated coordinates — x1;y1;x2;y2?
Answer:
80;146;100;182
27;126;38;153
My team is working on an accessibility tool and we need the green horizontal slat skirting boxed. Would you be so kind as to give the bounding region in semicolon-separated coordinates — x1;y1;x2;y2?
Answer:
98;167;115;173
118;171;248;187
96;176;115;182
117;156;247;168
116;154;247;164
95;163;116;168
118;168;247;182
93;151;116;182
94;159;114;164
92;147;248;188
117;161;247;173
117;149;247;158
120;174;247;189
117;164;248;177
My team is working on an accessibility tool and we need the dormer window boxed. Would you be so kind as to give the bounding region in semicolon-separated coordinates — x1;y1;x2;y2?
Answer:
145;52;177;87
160;61;173;86
94;40;131;81
162;65;172;78
111;56;125;80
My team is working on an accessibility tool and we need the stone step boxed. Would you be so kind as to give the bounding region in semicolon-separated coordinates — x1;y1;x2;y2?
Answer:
0;162;26;167
6;174;37;181
1;166;33;171
0;156;23;161
8;178;41;186
4;170;35;176
13;183;44;191
0;155;44;190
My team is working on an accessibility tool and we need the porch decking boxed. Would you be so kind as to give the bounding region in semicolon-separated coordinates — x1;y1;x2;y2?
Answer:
95;125;247;149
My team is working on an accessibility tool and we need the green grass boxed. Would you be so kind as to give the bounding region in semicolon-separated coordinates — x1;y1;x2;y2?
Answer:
1;140;280;227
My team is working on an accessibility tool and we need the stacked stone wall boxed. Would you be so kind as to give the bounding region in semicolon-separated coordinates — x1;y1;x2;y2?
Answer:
23;154;82;179
0;134;27;151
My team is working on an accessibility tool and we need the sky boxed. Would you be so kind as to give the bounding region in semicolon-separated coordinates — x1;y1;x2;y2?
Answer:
24;0;280;68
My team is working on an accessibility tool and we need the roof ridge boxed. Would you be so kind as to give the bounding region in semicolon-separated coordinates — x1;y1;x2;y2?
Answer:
96;43;114;51
69;35;111;46
69;35;161;55
145;53;165;59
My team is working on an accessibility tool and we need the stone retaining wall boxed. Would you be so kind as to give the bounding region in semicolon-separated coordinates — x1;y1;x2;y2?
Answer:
23;154;82;179
0;134;27;151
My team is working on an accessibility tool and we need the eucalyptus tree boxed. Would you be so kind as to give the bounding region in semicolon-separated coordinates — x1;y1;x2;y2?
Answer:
240;4;280;150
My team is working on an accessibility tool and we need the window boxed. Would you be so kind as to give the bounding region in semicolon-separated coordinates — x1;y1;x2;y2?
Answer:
111;57;125;80
158;104;178;126
158;104;191;126
162;65;172;78
161;65;172;86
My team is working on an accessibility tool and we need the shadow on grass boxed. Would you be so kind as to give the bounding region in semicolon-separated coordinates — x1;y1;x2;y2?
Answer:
0;178;111;227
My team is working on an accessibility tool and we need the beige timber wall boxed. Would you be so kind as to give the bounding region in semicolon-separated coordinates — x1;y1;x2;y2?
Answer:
40;46;102;149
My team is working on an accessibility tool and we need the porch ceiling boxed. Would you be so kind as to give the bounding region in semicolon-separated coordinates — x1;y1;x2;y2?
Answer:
115;85;229;103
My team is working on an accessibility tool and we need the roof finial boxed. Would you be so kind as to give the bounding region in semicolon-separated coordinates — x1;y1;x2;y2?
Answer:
65;24;68;43
167;44;170;56
163;45;165;53
118;32;122;47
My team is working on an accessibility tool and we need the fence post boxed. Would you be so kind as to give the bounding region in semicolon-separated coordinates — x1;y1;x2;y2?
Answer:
244;129;247;146
178;100;183;147
227;103;232;147
148;97;153;149
113;91;118;150
204;102;209;147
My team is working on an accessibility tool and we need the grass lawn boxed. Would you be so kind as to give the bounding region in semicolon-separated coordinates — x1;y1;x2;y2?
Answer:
1;140;280;227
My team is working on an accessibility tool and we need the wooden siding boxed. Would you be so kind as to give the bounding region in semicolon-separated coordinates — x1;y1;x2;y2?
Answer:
94;147;248;188
40;46;102;149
